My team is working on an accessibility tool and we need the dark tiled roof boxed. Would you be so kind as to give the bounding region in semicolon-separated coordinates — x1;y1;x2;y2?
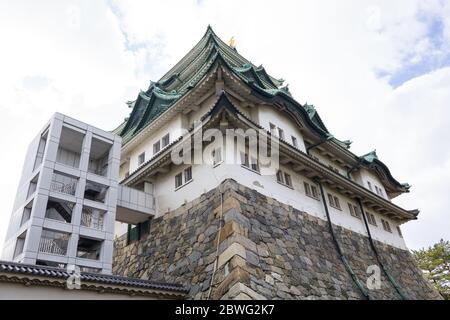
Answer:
117;26;286;144
0;260;189;294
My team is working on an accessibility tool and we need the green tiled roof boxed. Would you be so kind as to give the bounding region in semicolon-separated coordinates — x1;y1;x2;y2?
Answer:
361;150;379;163
118;26;289;144
117;26;334;145
116;26;409;193
360;150;410;192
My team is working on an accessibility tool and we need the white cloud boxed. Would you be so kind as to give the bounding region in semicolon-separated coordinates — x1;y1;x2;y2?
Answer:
0;0;448;251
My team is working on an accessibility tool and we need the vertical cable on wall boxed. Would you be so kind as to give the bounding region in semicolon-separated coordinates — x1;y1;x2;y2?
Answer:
316;180;370;300
357;198;408;300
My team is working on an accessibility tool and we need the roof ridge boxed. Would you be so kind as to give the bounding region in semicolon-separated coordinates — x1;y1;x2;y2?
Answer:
0;260;189;293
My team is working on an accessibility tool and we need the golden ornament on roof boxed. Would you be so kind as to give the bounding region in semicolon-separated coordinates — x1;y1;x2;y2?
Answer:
228;36;236;48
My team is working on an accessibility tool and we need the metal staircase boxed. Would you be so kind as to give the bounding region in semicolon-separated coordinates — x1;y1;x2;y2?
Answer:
48;200;73;223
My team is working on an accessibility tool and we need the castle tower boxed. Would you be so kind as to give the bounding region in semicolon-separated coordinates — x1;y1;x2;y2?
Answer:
111;27;441;299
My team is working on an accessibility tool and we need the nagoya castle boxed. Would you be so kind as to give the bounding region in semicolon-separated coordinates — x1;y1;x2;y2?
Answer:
1;26;441;300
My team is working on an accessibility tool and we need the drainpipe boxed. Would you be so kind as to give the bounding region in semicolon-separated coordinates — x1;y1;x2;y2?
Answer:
306;135;334;154
346;161;361;180
316;180;370;300
357;198;408;300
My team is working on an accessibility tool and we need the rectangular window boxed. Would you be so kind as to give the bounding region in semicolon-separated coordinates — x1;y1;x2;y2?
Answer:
348;203;361;218
284;173;292;188
278;128;285;140
276;170;292;188
153;141;161;154
175;173;183;189
138;152;145;166
269;123;276;135
368;213;377;226
276;170;284;184
367;181;373;191
212;148;222;166
304;182;311;197
291;136;298;148
305;182;319;200
328;194;335;207
333;196;340;209
241;152;259;173
328;193;341;210
240;152;249;167
184;167;192;182
175;167;192;189
375;186;384;197
250;157;260;172
396;226;403;238
382;219;392;232
375;186;381;195
348;203;354;216
162;133;170;148
311;185;319;199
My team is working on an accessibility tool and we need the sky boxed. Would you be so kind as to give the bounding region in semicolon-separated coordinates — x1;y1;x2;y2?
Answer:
0;0;449;251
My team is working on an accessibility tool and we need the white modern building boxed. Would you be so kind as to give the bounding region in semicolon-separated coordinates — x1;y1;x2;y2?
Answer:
2;113;153;274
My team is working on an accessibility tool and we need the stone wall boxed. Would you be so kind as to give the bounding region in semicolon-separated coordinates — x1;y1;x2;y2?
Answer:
113;179;442;300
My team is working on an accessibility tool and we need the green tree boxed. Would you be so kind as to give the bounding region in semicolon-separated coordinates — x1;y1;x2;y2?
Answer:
412;239;450;299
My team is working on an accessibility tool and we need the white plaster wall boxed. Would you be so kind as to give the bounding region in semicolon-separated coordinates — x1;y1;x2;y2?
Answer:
0;282;160;300
153;162;229;214
354;168;389;200
187;94;218;127
186;93;253;127
115;221;128;237
128;114;186;174
119;161;130;181
363;210;405;246
257;104;307;152
152;160;407;249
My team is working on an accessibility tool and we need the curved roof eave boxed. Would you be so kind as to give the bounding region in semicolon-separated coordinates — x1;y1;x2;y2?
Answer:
359;151;410;192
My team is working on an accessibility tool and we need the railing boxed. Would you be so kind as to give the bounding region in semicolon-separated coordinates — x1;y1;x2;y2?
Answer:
50;180;77;196
38;237;67;256
81;209;104;230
